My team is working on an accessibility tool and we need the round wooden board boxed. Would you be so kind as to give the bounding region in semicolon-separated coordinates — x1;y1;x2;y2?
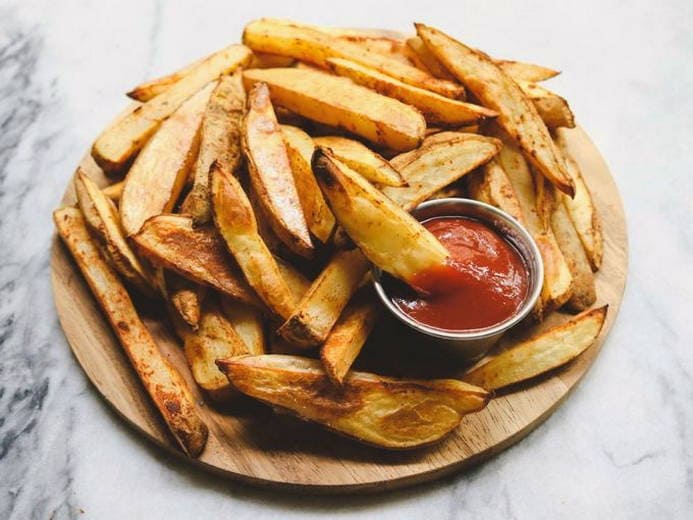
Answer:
51;124;627;494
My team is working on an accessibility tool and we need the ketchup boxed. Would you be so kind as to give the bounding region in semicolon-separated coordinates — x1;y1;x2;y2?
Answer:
389;216;529;331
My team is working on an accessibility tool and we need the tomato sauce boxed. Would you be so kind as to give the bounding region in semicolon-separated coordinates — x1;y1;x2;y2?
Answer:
389;217;529;331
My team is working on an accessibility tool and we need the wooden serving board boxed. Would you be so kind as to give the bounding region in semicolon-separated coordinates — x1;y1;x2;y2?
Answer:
51;125;627;494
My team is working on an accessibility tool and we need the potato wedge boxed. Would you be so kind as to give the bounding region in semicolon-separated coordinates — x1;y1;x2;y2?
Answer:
217;355;489;449
280;125;336;242
132;215;261;306
126;55;208;102
54;207;208;456
277;248;369;348
94;44;251;173
496;60;560;83
326;57;496;126
313;135;405;187
242;18;463;99
464;306;607;391
518;81;575;129
75;170;152;293
416;24;574;196
211;162;297;320
165;271;205;329
466;157;525;224
313;148;449;286
220;297;266;355
554;129;603;271
405;36;457;80
551;200;597;312
243;68;426;152
250;51;296;68
385;133;502;210
102;180;124;202
243;82;314;258
320;294;379;386
120;84;213;236
334;35;416;67
184;72;245;226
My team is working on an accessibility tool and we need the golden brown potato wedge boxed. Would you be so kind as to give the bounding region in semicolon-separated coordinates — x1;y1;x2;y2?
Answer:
250;51;296;68
94;44;251;173
496;60;560;83
242;18;463;98
326;57;496;126
243;82;314;258
211;162;297;320
334;34;416;67
54;207;208;456
385;133;502;210
280;125;336;243
126;55;208;102
217;354;489;449
165;271;205;330
416;24;574;196
313;135;405;187
75;170;152;293
183;72;246;226
518;81;575;130
120;84;213;236
275;257;312;298
313;148;449;286
131;214;261;307
554;129;603;271
243;68;426;152
405;36;457;80
320;294;379;386
220;297;266;356
464;306;607;391
102;180;124;202
466;157;525;224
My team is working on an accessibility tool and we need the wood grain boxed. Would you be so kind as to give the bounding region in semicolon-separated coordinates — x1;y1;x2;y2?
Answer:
51;124;627;494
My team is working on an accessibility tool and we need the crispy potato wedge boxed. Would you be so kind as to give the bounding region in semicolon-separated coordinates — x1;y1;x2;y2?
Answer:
551;200;597;312
518;81;575;129
275;257;312;298
465;306;607;391
94;44;251;173
126;55;208;102
466;157;525;224
102;180;124;202
132;215;261;306
313;148;449;286
165;271;205;330
250;51;296;68
243;68;426;152
120;84;213;236
313;135;405;187
220;297;266;355
243;82;314;257
54;207;208;456
242;18;463;99
416;24;574;196
184;72;245;226
554;129;603;271
217;355;489;449
334;35;416;67
326;57;496;126
75;170;153;293
320;294;379;386
277;248;369;348
405;36;457;80
496;60;560;83
280;125;336;242
385;133;502;210
211;162;297;320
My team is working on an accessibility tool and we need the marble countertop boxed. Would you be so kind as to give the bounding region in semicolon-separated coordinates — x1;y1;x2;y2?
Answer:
1;0;691;518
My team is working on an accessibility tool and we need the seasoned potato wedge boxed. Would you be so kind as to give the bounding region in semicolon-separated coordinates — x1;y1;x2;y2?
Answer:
312;148;449;286
466;157;525;224
75;170;152;293
385;133;502;210
242;18;463;98
165;271;205;330
243;68;426;152
54;207;208;456
250;51;296;68
126;55;208;102
313;135;405;187
120;84;213;236
280;125;336;243
405;36;457;80
243;82;314;257
554;129;603;271
416;24;574;196
216;355;489;449
518;81;575;130
496;60;560;83
334;34;416;67
94;44;251;173
277;248;369;348
102;180;124;202
220;297;266;355
320;294;379;386
184;72;245;226
465;306;607;391
326;57;496;126
211;162;297;319
132;215;261;307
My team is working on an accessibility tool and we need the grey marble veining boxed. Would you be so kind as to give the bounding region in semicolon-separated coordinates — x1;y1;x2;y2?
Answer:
0;0;691;518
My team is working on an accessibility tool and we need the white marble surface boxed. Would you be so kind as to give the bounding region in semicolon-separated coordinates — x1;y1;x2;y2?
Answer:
1;0;691;518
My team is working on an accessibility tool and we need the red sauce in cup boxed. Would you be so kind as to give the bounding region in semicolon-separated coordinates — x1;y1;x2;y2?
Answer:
389;216;530;331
